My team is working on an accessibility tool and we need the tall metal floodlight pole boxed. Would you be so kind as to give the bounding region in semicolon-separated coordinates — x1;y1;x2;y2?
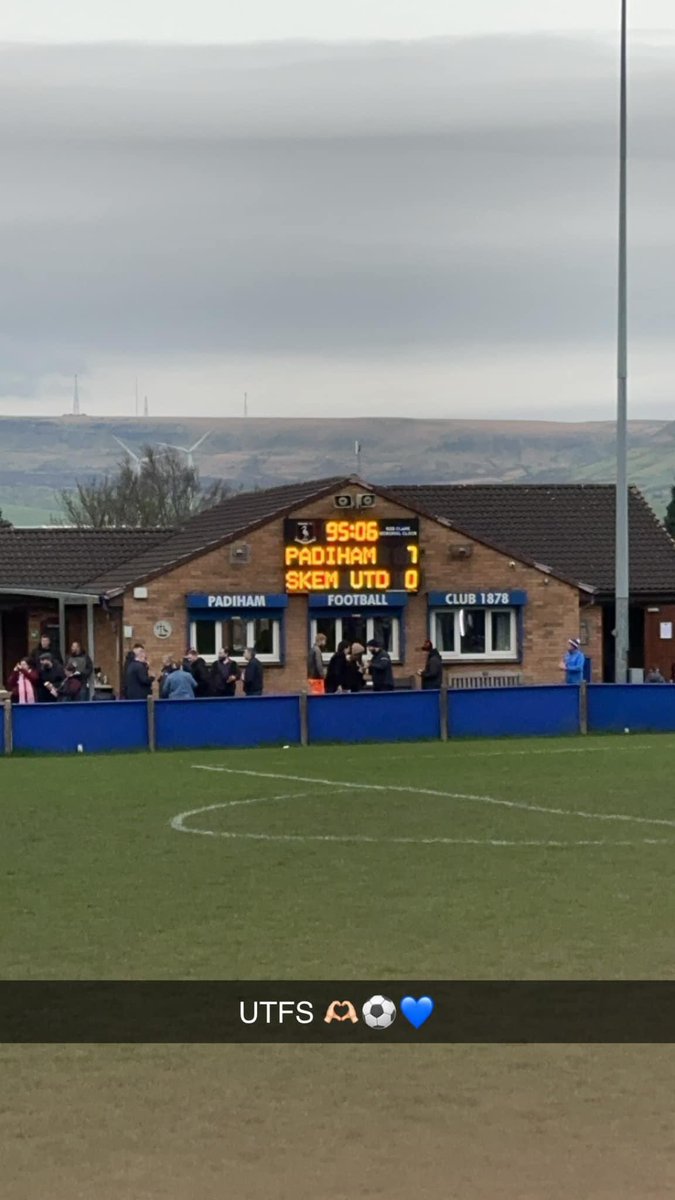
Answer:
615;0;629;683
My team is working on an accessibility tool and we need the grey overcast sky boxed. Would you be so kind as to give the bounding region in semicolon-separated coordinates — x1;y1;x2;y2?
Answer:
1;4;675;421
4;0;675;43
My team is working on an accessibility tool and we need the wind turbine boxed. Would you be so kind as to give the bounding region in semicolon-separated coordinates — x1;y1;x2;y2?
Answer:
112;436;149;476
158;431;212;468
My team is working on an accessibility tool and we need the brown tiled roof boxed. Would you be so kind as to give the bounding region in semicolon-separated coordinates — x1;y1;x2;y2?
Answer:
5;480;674;599
0;528;171;593
85;477;346;591
386;483;675;595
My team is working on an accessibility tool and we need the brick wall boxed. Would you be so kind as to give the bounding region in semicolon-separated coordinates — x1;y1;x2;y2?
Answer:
118;485;586;693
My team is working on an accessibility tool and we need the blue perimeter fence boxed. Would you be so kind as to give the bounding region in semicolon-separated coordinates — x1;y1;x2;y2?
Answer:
2;684;675;755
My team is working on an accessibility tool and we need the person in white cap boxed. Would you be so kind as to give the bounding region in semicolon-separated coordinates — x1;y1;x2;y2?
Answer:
561;637;585;685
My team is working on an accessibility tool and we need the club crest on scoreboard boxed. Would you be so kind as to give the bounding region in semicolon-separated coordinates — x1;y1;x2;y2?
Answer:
294;521;317;545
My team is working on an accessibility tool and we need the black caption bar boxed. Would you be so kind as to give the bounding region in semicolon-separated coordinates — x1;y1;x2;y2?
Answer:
3;982;675;1043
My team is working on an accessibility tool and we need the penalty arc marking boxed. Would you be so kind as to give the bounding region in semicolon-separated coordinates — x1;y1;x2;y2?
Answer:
169;767;675;847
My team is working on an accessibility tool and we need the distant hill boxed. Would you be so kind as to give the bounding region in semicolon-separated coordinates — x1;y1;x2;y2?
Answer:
0;414;673;524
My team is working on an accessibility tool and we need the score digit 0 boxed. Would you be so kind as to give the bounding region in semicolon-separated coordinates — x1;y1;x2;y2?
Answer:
405;568;420;591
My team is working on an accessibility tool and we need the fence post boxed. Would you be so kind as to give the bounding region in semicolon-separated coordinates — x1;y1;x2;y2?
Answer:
3;699;12;755
147;695;156;752
439;685;449;741
299;691;308;747
579;681;588;736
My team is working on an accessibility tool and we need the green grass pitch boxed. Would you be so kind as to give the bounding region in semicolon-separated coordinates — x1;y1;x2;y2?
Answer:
3;735;675;1200
2;734;674;980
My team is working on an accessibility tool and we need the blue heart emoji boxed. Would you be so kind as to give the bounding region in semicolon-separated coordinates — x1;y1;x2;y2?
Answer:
400;995;435;1029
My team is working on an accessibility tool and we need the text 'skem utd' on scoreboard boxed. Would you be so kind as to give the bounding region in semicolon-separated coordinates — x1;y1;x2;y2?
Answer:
283;518;421;593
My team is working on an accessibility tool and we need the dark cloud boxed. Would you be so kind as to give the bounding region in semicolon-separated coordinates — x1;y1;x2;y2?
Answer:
0;37;674;396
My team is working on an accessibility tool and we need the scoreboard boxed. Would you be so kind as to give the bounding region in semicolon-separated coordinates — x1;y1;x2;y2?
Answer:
284;517;420;593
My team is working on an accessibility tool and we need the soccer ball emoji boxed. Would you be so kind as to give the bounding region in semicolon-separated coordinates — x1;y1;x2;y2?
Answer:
362;995;396;1030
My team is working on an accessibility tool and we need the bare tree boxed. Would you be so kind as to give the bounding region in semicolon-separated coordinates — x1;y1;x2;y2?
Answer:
58;446;232;528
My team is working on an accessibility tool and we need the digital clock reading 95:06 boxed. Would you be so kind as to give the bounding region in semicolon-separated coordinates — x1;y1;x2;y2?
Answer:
283;517;421;593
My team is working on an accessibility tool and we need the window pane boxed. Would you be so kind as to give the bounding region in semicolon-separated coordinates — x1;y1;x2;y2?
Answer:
435;613;455;653
460;609;486;655
220;617;246;656
343;615;368;648
251;618;275;656
371;616;395;653
194;621;216;656
491;610;513;652
315;617;337;653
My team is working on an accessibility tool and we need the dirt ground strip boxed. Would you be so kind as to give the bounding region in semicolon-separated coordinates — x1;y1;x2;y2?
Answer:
2;1044;675;1199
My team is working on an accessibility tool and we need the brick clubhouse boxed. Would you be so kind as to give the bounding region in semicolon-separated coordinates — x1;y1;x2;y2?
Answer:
2;477;675;692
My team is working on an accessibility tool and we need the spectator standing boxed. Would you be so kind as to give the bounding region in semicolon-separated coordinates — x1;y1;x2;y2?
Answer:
57;665;84;701
418;639;443;690
366;639;394;691
36;655;65;702
343;642;366;693
184;648;212;697
123;642;145;698
125;648;155;701
161;664;197;700
65;641;94;699
307;633;327;695
561;637;585;685
158;655;174;692
7;659;38;704
325;640;350;694
243;648;263;696
210;649;240;697
30;634;63;668
646;666;666;683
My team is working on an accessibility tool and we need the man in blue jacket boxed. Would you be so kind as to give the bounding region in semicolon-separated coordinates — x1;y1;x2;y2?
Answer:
161;663;197;700
562;637;585;685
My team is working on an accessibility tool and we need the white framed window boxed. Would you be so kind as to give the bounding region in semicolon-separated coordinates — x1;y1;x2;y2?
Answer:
431;607;518;662
190;617;282;664
310;614;401;663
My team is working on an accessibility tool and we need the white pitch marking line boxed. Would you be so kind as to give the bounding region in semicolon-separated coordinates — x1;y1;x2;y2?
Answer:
172;796;673;848
171;792;315;834
381;743;657;759
190;765;675;830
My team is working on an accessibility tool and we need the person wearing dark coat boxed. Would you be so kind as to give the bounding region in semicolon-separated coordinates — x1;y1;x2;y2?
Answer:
57;665;84;701
30;634;63;669
418;639;443;689
325;641;350;694
185;649;212;697
366;639;394;691
65;641;94;698
124;650;155;701
36;655;65;702
210;650;240;697
123;643;145;698
243;648;263;696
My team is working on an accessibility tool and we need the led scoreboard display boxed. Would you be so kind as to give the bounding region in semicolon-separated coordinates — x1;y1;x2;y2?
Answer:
284;517;420;593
